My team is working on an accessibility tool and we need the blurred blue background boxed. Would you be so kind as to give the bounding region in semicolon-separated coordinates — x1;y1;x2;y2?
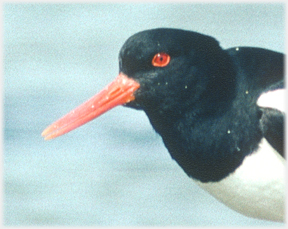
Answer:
4;3;285;226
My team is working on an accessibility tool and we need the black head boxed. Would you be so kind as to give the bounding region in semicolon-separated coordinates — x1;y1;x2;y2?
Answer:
42;28;247;182
119;28;236;118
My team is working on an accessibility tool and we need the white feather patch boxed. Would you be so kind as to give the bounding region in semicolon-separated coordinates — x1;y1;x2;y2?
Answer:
195;138;285;222
257;88;285;112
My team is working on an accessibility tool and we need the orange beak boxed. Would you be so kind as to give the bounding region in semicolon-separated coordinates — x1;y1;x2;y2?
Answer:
41;73;140;140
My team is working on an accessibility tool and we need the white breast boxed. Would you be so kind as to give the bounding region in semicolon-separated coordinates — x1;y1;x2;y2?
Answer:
195;138;285;222
195;89;285;222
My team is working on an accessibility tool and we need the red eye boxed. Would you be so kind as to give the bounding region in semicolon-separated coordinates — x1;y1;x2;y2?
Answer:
152;52;171;67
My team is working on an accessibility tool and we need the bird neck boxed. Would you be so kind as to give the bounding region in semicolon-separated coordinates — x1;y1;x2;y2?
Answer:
145;88;262;182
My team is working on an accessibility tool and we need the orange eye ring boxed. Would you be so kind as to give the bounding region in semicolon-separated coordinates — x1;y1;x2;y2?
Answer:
152;52;171;67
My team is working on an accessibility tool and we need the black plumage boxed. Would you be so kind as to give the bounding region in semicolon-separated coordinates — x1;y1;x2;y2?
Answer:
119;29;284;182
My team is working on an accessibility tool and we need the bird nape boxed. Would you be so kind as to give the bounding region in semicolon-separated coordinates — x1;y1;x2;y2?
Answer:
42;28;285;223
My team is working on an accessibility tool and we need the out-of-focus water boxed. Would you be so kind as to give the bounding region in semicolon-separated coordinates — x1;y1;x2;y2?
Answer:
4;3;285;226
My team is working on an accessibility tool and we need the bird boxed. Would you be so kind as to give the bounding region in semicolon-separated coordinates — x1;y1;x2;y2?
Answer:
42;28;285;222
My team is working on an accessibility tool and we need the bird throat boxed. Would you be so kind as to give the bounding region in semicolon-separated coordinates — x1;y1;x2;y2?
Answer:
145;99;262;183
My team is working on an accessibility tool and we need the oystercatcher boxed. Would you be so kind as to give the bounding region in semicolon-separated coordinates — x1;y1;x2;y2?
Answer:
42;28;285;222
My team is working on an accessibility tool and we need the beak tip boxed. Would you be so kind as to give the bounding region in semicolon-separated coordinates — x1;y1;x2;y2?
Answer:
41;126;54;140
41;132;54;141
41;128;49;137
